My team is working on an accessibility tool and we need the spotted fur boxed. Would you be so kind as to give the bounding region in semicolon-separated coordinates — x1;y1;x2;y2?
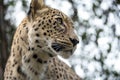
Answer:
4;0;80;80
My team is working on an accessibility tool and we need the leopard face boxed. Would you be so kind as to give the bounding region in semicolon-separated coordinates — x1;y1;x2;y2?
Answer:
28;8;79;58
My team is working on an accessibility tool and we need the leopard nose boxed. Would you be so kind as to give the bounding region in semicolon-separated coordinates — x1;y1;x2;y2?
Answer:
69;38;79;47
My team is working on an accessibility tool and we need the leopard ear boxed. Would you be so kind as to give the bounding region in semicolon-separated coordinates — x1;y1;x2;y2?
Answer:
28;0;48;22
31;0;45;10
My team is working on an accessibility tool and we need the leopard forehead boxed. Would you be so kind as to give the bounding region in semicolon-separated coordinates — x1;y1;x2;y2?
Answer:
35;8;72;26
31;8;73;38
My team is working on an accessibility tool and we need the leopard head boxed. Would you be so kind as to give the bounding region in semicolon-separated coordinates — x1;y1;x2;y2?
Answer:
28;0;79;59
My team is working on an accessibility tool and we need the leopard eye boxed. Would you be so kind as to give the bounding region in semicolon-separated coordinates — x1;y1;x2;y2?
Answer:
56;18;63;24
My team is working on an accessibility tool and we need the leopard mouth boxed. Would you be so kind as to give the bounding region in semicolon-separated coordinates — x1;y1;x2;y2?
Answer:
51;42;73;52
51;43;65;52
51;42;76;58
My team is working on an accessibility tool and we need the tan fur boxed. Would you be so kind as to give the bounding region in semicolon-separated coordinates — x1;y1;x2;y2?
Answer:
4;0;80;80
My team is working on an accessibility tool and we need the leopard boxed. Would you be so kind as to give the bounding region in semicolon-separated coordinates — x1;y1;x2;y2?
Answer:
4;0;80;80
